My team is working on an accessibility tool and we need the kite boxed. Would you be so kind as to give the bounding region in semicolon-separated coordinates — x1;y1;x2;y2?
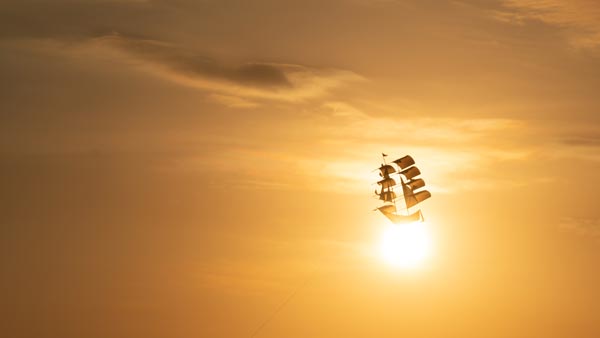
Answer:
375;154;431;224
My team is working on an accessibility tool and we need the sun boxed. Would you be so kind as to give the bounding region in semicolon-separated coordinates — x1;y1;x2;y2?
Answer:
379;222;433;269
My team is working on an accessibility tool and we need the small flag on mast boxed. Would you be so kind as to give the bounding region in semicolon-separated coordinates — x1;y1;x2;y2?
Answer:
382;153;388;157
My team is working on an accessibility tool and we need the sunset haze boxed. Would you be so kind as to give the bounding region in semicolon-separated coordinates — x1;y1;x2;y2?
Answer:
2;1;600;337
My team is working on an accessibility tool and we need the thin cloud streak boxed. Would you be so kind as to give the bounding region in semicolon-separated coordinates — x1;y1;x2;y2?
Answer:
499;0;600;48
559;217;600;241
167;103;536;194
166;104;600;195
84;34;365;104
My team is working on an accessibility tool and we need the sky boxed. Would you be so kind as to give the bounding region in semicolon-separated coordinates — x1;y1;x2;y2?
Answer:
2;1;600;337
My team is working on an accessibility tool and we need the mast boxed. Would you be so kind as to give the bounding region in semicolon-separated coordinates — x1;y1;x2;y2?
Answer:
381;153;397;212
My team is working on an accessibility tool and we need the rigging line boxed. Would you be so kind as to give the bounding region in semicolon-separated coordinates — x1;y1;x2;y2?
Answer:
397;173;409;215
249;268;319;338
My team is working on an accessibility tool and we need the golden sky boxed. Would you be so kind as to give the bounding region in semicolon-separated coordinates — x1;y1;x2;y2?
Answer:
2;1;600;337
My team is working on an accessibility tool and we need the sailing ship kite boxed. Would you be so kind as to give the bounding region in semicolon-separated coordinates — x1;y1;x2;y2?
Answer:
374;153;431;224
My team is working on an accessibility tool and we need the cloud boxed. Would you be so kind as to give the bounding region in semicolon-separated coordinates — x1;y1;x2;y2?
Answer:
0;0;157;40
1;1;364;105
98;34;292;88
190;104;600;195
498;0;600;48
560;131;600;147
545;124;600;162
559;217;600;240
84;34;363;103
165;99;539;194
148;105;600;197
1;33;364;107
208;94;260;108
296;105;534;192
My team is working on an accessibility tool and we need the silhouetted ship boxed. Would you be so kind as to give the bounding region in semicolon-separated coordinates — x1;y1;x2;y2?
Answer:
374;154;431;224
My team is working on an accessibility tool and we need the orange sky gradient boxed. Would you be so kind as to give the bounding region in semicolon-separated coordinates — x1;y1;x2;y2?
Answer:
2;1;600;337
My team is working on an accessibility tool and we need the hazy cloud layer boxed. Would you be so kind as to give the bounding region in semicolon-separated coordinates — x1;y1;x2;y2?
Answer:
500;0;600;47
97;35;292;88
0;0;160;40
90;34;363;103
166;103;600;195
560;128;600;147
560;217;600;240
3;2;600;338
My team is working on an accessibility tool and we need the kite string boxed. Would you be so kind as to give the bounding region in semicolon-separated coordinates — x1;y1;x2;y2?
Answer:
249;268;318;338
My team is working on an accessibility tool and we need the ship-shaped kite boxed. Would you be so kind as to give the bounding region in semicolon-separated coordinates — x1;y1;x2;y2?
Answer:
374;153;431;224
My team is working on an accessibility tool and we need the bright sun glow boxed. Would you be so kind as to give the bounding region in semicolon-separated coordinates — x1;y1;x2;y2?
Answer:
380;222;433;269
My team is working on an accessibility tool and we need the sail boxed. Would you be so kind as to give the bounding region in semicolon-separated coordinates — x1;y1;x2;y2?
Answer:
399;166;421;180
378;164;396;177
401;178;413;200
393;155;415;169
407;178;425;191
377;177;396;189
378;190;396;202
404;190;431;208
384;209;423;224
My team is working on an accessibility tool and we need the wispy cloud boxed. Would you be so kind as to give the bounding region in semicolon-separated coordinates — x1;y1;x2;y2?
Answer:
166;101;539;194
83;34;364;105
498;0;600;48
547;124;600;162
559;217;600;241
172;103;600;195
